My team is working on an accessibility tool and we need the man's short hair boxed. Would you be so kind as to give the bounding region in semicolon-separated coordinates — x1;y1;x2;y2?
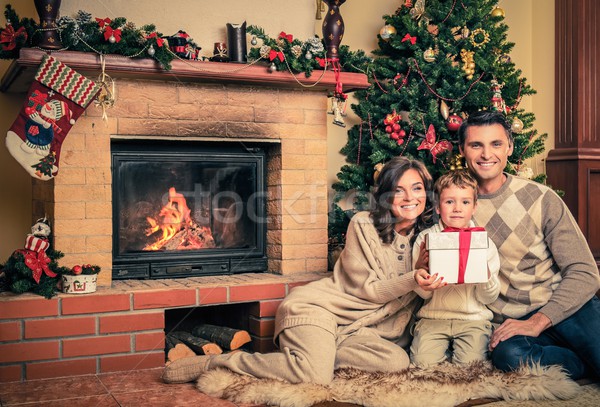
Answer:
457;110;513;147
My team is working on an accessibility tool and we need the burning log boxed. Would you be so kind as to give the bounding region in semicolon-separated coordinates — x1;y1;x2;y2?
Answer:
168;331;223;355
191;324;251;351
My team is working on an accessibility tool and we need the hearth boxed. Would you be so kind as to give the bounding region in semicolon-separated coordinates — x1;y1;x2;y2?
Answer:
111;139;267;280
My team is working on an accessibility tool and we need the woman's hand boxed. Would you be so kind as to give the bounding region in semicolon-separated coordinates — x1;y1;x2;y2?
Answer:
414;268;446;291
414;241;429;271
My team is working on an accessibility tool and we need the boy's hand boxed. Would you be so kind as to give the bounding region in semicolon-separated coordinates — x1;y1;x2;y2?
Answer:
414;241;429;271
414;268;446;291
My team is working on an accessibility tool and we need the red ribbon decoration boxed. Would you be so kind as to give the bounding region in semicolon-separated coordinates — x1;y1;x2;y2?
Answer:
442;226;485;284
278;31;293;43
146;32;164;47
21;250;57;284
104;26;122;43
269;49;285;62
0;25;27;51
401;33;417;45
95;17;111;29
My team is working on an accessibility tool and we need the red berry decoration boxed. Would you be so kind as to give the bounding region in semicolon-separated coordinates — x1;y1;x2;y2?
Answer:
396;138;405;146
398;129;406;138
446;114;463;132
391;132;400;140
385;125;392;133
72;265;83;275
392;123;401;132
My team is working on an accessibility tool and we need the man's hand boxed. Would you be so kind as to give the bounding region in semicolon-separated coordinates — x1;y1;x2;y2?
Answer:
489;312;552;351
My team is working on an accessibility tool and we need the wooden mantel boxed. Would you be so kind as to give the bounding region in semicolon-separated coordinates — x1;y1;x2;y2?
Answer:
0;48;370;93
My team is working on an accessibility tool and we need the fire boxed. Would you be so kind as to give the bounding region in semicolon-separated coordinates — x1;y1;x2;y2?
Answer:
143;187;215;251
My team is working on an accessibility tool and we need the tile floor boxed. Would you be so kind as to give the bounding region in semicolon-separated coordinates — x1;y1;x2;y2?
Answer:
1;367;598;407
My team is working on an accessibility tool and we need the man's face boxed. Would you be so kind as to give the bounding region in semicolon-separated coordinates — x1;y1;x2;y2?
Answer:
460;124;513;191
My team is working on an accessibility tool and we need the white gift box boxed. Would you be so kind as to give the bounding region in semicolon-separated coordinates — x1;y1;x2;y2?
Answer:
426;231;489;284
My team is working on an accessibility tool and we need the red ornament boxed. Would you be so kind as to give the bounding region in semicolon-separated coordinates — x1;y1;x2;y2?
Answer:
396;138;405;145
72;265;83;275
391;132;400;140
385;125;393;133
392;123;401;132
446;114;463;132
399;129;406;138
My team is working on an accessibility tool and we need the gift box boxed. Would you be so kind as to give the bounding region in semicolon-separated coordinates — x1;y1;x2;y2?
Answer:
426;231;489;284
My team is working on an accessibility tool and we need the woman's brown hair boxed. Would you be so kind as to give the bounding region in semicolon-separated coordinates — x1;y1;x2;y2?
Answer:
370;157;434;244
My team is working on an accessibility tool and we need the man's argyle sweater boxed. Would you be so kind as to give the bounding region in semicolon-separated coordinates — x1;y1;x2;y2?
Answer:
473;174;599;325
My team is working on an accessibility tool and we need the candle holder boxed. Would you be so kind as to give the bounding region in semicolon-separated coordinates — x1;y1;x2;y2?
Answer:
34;0;62;50
210;42;229;62
227;21;247;63
322;0;346;61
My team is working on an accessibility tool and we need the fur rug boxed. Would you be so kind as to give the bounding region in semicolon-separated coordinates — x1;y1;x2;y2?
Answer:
196;361;580;407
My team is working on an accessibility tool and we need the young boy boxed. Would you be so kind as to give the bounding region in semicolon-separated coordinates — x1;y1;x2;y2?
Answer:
410;170;500;367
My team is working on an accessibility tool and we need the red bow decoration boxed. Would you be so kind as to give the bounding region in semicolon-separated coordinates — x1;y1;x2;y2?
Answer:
278;31;293;43
22;250;57;284
401;33;417;45
95;17;111;29
269;49;285;62
442;226;486;284
146;32;164;47
417;124;453;163
104;26;122;43
0;25;27;51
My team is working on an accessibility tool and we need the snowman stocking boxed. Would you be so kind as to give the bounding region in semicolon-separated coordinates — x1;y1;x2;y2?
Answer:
5;54;100;180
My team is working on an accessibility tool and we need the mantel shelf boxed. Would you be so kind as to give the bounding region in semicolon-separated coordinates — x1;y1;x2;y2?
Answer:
0;48;370;93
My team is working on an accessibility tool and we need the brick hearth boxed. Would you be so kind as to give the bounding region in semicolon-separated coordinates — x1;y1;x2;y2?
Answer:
0;49;368;382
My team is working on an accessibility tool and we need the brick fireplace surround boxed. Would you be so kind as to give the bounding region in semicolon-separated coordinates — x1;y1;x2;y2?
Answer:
0;49;368;382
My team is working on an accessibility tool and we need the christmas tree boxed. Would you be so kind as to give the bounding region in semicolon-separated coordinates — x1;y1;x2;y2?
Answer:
329;0;547;244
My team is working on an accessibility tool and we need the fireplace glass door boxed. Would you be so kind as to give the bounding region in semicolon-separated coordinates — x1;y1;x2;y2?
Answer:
111;140;267;279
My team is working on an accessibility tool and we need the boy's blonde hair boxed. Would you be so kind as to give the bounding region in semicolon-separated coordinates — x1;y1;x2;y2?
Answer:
434;170;479;204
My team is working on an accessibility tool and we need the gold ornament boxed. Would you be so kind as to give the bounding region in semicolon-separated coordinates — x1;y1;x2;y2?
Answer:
470;28;490;48
379;24;397;41
461;26;470;39
373;163;385;182
449;154;465;171
460;49;475;80
440;100;450;120
511;117;524;133
427;24;439;36
491;6;505;18
423;47;436;62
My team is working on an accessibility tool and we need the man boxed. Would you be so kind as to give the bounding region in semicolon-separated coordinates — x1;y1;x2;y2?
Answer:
458;110;600;379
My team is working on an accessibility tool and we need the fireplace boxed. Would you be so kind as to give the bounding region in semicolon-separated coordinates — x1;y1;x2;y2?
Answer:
111;139;268;280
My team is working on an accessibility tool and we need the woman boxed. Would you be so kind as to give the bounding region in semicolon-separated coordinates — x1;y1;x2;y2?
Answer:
163;156;434;385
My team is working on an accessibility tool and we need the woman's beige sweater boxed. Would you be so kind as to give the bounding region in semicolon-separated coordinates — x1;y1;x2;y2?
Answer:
274;211;422;348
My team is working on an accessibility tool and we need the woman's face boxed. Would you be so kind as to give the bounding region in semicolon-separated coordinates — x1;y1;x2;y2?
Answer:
390;168;427;224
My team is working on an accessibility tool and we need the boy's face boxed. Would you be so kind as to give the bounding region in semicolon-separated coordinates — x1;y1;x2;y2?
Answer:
436;185;477;229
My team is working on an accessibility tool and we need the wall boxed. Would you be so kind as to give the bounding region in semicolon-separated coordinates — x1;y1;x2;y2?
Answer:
0;0;555;261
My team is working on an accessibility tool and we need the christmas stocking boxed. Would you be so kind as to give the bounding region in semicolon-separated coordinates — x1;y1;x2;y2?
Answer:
5;54;100;180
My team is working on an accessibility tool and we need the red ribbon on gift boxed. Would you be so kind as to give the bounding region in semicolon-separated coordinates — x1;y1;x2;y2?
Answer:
442;226;485;284
104;26;122;43
20;250;57;284
269;49;285;62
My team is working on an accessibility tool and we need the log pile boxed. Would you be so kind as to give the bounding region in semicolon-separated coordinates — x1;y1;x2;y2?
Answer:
166;324;251;364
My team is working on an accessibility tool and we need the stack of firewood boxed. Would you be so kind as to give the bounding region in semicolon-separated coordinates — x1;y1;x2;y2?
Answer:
166;324;251;363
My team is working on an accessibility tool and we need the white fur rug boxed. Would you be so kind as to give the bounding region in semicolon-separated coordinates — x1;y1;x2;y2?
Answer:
196;361;580;407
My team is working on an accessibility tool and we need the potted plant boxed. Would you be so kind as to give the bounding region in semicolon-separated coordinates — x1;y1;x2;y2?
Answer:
61;264;100;294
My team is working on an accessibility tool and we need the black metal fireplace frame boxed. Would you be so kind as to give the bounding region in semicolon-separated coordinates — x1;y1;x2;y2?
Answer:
111;139;267;280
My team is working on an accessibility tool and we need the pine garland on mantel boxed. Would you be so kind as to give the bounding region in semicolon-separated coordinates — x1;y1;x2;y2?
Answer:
0;4;371;75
